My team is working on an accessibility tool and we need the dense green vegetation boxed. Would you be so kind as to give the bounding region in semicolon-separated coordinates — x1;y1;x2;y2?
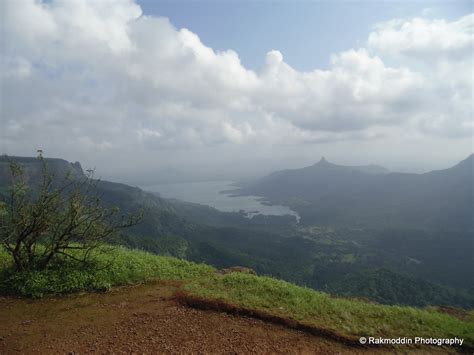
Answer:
327;269;474;307
1;155;473;309
183;273;474;346
0;246;213;298
180;226;474;308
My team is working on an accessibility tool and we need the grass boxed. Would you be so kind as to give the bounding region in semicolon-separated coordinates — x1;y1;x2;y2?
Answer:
0;246;213;298
182;272;474;347
1;246;473;347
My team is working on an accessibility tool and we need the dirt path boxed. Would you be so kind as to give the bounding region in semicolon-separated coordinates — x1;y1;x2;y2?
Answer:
0;282;420;354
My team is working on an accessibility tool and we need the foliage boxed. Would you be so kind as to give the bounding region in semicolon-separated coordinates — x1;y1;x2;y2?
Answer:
326;269;474;307
0;155;472;309
180;226;474;308
183;272;474;346
0;246;213;298
0;156;141;271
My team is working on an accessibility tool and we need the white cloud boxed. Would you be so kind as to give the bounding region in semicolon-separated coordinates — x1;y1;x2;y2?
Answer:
368;14;473;137
258;48;424;132
368;14;473;58
0;0;472;178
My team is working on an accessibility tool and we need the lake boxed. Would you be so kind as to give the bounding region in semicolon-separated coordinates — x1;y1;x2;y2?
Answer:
142;180;300;221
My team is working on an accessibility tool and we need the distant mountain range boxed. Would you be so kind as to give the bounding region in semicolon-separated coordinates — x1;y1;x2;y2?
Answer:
236;155;474;230
1;154;473;307
0;154;293;240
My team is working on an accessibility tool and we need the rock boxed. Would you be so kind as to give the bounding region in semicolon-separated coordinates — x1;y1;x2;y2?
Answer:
217;266;257;275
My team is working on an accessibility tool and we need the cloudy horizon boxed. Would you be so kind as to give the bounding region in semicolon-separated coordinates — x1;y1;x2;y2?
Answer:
1;0;472;184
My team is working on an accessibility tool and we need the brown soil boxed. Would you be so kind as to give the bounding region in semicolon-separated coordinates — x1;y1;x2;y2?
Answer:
174;290;362;347
0;282;445;354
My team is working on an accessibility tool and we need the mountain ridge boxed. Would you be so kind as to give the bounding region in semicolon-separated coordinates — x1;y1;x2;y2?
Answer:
0;154;472;308
236;154;473;229
309;156;390;174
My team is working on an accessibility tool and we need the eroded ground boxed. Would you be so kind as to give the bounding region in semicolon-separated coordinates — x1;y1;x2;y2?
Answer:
0;282;446;354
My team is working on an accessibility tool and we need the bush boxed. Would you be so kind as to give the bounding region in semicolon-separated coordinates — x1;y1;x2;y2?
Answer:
0;155;141;271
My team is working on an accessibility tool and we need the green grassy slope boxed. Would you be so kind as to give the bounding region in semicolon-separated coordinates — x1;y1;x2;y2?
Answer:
0;247;213;298
1;246;472;348
183;273;474;346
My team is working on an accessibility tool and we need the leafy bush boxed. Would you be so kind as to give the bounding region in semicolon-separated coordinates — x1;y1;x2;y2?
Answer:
0;156;141;271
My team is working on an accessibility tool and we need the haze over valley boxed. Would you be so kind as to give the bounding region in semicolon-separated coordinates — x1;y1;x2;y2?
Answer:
1;0;473;353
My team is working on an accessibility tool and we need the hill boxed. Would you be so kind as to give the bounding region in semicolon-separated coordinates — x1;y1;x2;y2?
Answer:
1;246;472;352
0;155;294;252
1;155;472;308
236;155;474;230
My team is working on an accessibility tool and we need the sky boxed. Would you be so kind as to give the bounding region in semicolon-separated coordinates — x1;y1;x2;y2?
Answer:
0;0;472;184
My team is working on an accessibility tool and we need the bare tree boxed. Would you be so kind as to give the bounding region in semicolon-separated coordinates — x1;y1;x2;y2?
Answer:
0;155;142;271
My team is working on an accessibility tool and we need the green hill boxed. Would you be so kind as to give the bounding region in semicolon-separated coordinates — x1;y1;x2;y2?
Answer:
0;246;472;349
1;155;472;309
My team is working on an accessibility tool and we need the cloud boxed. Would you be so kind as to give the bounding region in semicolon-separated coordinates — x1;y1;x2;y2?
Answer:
368;14;473;136
0;0;471;176
259;48;424;132
368;14;473;58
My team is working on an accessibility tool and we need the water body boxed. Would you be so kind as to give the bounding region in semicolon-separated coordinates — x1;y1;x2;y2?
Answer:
143;180;299;221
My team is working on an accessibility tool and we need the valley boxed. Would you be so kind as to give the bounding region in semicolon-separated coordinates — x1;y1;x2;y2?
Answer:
142;180;300;221
2;2;472;352
1;155;472;309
